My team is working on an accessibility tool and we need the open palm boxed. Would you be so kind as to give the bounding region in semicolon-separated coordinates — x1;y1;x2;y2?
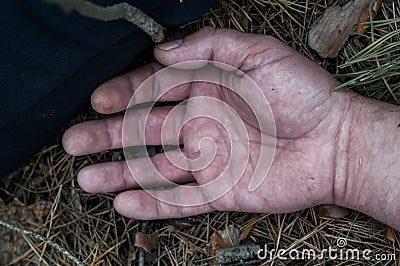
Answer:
63;28;352;219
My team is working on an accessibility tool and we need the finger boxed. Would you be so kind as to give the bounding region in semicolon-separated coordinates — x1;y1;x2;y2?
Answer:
63;105;185;156
114;185;216;220
91;63;191;114
154;27;287;70
77;151;193;193
91;63;161;114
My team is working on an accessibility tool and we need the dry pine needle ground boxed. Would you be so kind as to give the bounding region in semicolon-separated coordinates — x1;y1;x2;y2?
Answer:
0;0;399;265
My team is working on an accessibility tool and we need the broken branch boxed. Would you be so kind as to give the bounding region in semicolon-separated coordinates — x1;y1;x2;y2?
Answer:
46;0;165;43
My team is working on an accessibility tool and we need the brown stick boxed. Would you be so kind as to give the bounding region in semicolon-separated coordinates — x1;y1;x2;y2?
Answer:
46;0;165;43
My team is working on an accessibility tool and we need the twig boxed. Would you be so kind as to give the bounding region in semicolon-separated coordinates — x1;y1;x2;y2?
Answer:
138;222;148;266
0;219;85;266
46;0;165;43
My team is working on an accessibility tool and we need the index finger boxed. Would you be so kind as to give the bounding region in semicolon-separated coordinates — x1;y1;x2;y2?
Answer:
91;63;191;114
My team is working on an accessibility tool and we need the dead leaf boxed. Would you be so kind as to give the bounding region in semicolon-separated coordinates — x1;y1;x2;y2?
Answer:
9;198;24;207
212;230;230;250
357;0;382;33
239;223;255;241
318;205;349;218
210;225;240;250
222;225;240;247
385;227;396;242
134;232;158;253
239;214;258;241
28;200;51;222
206;224;241;264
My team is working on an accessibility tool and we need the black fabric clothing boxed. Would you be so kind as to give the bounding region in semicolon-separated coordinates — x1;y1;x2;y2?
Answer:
0;0;215;178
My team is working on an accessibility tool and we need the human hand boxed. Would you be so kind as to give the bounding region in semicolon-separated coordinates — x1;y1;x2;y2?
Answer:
62;28;354;220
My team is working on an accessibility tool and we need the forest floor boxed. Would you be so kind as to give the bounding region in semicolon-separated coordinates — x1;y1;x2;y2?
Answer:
1;0;399;265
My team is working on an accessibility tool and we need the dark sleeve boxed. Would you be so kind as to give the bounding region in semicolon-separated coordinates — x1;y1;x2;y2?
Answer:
0;0;215;178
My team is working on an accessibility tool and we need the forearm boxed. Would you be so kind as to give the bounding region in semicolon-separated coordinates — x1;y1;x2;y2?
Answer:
335;93;400;230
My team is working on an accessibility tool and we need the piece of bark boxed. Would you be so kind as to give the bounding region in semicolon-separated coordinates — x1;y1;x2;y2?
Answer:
215;244;261;265
308;0;378;58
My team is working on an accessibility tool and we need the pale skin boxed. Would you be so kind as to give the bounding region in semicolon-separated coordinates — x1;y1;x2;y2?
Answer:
62;28;400;230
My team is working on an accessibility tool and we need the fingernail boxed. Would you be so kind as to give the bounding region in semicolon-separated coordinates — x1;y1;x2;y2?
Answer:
156;39;183;51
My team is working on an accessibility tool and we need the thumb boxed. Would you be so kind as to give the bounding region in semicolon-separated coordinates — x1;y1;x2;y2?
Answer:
154;27;214;66
154;27;283;68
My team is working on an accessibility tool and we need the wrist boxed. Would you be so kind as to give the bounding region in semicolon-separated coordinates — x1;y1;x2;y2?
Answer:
335;93;400;230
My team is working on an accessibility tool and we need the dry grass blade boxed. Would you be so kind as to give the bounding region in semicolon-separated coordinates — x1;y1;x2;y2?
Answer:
334;4;400;104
